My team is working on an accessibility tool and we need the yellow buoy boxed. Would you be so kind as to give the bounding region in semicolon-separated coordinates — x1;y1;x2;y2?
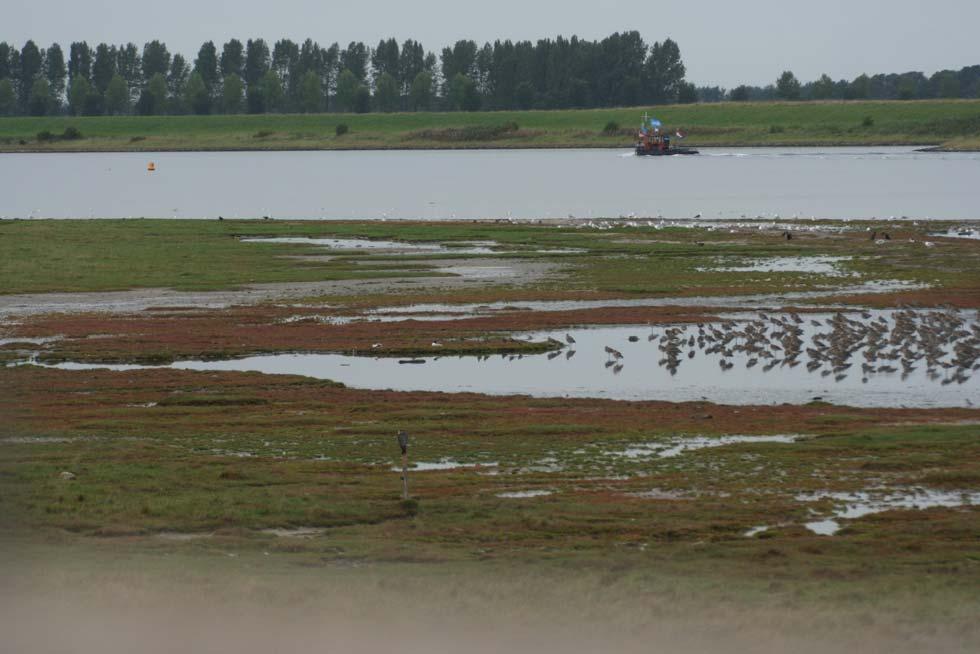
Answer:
147;162;156;171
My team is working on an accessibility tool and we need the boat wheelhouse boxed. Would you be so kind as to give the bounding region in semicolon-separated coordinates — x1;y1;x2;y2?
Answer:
635;113;699;156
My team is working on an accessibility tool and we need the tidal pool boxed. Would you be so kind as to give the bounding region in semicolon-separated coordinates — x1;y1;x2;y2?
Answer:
695;256;855;276
798;489;980;535
43;309;979;408
392;459;498;472
0;336;63;346
156;532;214;541
362;279;928;319
241;236;499;254
496;490;554;499
242;236;584;256
260;527;326;538
606;435;802;459
934;226;980;240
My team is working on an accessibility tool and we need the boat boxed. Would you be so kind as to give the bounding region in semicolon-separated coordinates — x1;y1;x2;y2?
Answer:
634;114;699;156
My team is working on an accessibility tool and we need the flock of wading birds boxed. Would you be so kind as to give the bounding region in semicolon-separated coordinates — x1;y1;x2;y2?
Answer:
548;308;980;384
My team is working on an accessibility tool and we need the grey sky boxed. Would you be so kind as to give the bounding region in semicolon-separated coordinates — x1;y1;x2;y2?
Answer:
6;0;979;87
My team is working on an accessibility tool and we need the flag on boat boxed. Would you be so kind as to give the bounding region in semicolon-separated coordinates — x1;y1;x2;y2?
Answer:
675;129;686;139
650;118;662;128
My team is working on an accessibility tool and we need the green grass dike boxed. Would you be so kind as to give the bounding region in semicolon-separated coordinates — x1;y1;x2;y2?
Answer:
1;99;979;152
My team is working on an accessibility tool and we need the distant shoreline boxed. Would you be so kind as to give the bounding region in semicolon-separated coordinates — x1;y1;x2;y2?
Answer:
1;99;978;153
0;142;971;154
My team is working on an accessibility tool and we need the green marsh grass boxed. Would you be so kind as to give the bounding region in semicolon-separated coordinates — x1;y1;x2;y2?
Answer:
1;100;979;152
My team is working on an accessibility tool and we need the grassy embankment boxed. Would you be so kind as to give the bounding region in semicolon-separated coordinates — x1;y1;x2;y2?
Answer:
1;99;979;152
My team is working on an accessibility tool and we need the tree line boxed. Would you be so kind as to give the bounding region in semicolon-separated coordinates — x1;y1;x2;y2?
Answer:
0;33;690;116
696;67;980;103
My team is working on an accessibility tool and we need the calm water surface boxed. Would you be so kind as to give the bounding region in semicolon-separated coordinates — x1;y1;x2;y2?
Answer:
40;310;980;408
2;147;978;220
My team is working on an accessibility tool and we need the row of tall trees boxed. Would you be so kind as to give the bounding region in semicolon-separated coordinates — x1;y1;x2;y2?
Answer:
7;35;973;115
705;67;980;103
0;32;689;116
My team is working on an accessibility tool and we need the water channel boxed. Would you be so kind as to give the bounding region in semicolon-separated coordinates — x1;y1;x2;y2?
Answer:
3;147;979;221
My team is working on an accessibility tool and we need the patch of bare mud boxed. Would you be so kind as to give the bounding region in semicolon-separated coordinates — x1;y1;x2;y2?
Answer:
0;259;561;318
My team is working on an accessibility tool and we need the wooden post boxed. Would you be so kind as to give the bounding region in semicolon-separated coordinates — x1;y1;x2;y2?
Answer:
401;451;409;500
397;430;409;500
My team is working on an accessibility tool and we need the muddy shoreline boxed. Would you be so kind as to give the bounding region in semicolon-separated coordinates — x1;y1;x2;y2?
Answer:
0;258;561;317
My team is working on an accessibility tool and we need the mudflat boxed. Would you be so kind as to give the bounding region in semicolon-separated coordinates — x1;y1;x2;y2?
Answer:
2;217;978;651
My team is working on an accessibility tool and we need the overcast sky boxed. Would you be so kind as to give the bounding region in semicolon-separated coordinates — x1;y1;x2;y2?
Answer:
6;0;979;87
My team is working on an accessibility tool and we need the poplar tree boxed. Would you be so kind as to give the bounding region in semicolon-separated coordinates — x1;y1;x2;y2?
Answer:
776;71;801;100
46;43;67;100
645;38;685;103
68;75;91;115
91;43;116;92
298;70;322;112
221;39;244;78
28;77;50;115
141;41;171;80
0;79;15;115
335;68;358;112
194;41;219;93
67;42;91;87
339;42;368;81
18;41;43;109
116;43;141;96
184;71;209;114
373;72;398;112
409;71;433;110
146;72;168;114
244;39;270;86
104;73;129;114
221;73;243;113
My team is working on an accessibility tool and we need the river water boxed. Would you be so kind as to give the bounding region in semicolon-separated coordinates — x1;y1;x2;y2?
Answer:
2;147;978;221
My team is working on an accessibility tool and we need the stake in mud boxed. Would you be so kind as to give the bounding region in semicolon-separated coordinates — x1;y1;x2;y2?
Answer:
397;430;410;500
